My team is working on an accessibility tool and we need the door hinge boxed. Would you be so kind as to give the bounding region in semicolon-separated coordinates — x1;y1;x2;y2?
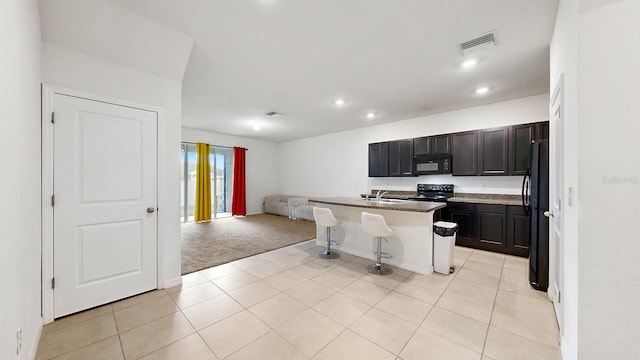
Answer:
51;112;55;124
51;195;55;207
558;290;562;303
51;278;55;289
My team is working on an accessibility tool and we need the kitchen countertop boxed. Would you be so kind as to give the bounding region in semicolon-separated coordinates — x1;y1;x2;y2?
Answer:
357;190;523;206
448;193;522;206
310;196;445;213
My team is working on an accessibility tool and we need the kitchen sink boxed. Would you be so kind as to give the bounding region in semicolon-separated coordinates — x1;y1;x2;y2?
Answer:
365;198;406;203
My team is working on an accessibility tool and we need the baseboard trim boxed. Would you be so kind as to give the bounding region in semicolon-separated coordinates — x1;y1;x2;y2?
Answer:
560;335;574;360
162;276;182;289
28;318;43;360
336;245;433;275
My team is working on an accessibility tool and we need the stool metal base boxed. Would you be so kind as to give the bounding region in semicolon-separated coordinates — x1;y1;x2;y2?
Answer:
318;250;340;259
366;263;393;276
318;225;340;260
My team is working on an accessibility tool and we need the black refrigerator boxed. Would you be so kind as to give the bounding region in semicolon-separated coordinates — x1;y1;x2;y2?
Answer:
521;140;549;291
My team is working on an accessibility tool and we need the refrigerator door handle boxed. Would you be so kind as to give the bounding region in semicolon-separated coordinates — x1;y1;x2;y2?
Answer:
522;170;530;216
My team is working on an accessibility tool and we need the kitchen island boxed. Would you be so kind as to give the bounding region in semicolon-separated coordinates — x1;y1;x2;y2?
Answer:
308;197;446;274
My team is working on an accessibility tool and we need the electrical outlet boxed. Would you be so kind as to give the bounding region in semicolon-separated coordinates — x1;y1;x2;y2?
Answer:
16;328;22;355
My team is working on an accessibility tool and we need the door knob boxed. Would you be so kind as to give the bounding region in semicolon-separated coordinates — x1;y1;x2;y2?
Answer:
543;211;553;218
146;207;156;214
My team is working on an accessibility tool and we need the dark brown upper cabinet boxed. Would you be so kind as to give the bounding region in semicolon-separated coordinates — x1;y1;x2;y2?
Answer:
388;138;414;177
432;134;451;154
535;121;549;140
413;134;450;156
452;131;478;176
413;136;430;156
509;123;535;175
368;142;389;177
478;127;508;176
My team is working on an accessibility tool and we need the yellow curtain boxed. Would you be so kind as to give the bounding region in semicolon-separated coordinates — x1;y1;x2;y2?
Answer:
194;142;211;222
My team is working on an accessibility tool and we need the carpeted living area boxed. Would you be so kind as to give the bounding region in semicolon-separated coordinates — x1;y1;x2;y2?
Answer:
181;213;317;274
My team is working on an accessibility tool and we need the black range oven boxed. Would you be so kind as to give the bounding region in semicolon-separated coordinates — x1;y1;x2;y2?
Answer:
408;184;454;202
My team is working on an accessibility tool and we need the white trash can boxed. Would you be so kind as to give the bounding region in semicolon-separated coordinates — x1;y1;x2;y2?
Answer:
433;221;458;275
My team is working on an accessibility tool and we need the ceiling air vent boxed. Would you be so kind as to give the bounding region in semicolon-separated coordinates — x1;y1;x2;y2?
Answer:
459;31;497;56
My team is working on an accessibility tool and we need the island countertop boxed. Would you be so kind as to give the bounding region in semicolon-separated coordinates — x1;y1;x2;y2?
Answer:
309;197;446;213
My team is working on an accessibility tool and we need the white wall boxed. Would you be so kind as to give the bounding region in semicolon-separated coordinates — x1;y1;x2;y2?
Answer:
0;1;43;359
42;43;183;288
279;94;549;197
577;0;640;358
550;0;580;358
181;128;280;215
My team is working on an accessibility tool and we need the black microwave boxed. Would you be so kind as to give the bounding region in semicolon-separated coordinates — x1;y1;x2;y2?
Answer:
414;155;452;175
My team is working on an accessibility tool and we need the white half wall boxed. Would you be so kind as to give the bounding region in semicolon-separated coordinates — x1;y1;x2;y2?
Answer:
181;128;280;215
42;43;183;288
577;0;640;358
278;94;549;197
0;0;43;359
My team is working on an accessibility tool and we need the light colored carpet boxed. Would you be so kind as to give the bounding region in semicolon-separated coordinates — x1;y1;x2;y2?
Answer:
181;213;317;274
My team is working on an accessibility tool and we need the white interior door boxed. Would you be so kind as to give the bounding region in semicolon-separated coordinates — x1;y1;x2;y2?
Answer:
549;75;564;330
53;94;158;318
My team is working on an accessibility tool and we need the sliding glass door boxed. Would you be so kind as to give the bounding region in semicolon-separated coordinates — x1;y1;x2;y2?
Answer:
180;143;233;222
211;147;233;218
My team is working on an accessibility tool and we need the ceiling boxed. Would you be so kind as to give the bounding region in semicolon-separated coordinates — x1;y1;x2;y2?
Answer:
41;0;559;142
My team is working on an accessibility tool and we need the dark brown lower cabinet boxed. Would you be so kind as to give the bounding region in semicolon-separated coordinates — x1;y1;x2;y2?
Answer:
444;202;529;257
445;203;474;248
433;208;442;222
506;205;530;257
476;204;507;253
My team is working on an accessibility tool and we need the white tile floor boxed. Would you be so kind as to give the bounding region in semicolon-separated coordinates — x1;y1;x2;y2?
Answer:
36;241;561;360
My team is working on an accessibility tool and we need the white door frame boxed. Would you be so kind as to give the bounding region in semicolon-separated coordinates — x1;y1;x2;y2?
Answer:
41;84;166;323
548;74;564;330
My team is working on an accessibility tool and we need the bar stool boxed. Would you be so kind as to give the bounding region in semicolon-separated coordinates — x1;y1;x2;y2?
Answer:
313;207;341;259
361;212;394;275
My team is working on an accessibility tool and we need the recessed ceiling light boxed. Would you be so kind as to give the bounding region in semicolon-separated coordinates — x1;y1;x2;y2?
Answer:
334;99;345;106
475;86;489;94
462;59;477;68
366;112;376;119
253;124;261;131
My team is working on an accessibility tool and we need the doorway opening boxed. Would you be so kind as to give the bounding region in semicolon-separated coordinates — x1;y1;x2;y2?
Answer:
180;143;234;221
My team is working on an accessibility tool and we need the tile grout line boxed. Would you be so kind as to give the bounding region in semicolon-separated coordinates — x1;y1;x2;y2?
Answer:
40;312;121;360
479;253;506;358
122;290;197;360
112;303;128;360
227;255;397;358
394;249;474;357
39;304;114;335
132;315;195;359
45;246;519;360
180;291;223;360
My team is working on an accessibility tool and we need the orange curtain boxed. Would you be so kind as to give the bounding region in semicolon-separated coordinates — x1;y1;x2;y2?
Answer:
232;147;246;216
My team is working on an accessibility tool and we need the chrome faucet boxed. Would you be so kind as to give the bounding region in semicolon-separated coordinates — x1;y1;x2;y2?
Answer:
376;190;388;200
